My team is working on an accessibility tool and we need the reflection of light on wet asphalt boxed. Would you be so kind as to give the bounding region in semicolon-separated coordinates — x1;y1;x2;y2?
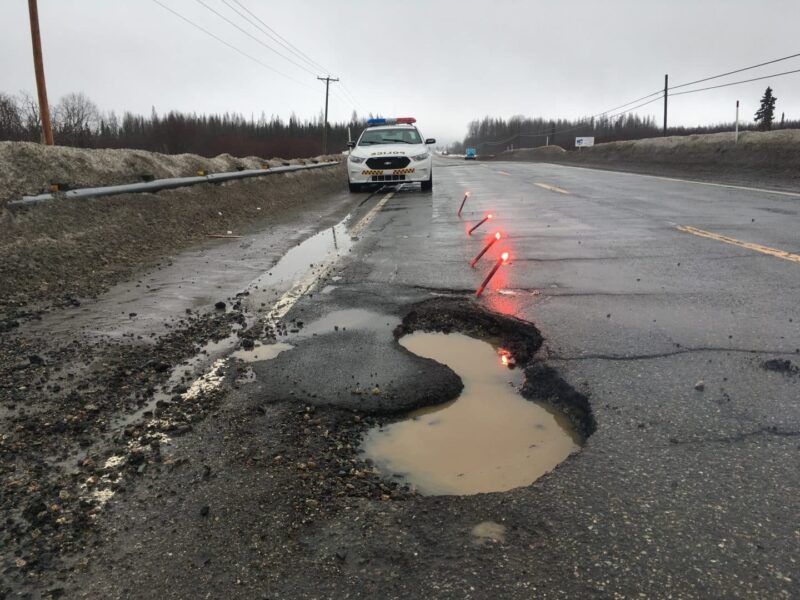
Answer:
134;192;398;454
534;182;570;195
231;342;293;363
361;332;581;495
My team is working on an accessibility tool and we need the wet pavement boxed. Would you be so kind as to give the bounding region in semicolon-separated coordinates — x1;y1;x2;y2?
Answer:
59;158;800;598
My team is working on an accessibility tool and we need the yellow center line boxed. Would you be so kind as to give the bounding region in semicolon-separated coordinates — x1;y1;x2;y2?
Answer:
676;225;800;263
535;182;570;195
496;170;511;176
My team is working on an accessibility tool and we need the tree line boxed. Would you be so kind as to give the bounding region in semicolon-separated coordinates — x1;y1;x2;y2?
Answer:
0;91;365;157
454;90;798;153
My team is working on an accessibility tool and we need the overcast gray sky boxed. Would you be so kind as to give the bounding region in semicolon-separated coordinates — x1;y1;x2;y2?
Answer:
3;0;800;143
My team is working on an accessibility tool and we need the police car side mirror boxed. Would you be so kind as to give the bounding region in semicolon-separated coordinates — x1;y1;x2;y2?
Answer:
346;141;356;148
425;138;436;144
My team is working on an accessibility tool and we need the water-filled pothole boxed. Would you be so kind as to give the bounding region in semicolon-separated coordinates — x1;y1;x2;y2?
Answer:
361;332;582;495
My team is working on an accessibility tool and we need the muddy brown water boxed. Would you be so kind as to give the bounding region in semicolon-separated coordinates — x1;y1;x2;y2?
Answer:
361;332;581;495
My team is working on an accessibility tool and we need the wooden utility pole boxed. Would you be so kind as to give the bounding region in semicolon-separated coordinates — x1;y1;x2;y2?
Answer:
317;76;339;155
663;74;668;136
28;0;54;145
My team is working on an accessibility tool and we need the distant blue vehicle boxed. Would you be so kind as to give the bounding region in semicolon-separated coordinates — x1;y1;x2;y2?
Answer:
465;147;477;160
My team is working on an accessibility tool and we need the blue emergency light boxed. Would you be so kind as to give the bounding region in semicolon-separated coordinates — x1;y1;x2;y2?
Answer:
366;117;416;126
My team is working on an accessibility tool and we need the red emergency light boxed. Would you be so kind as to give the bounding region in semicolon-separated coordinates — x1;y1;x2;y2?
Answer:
458;191;470;217
468;213;493;235
476;250;510;297
470;231;502;267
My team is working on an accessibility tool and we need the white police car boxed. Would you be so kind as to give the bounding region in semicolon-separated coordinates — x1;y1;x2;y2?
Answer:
347;117;435;192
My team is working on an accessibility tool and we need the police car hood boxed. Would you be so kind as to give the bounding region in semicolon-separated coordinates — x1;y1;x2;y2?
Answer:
356;143;427;158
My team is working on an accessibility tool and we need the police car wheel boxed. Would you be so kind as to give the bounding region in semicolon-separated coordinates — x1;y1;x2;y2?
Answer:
421;176;432;192
348;182;363;193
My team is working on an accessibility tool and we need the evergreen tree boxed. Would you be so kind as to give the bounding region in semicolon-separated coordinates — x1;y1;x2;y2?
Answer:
754;87;777;131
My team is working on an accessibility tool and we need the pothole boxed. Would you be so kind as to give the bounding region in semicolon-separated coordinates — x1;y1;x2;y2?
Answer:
361;331;582;495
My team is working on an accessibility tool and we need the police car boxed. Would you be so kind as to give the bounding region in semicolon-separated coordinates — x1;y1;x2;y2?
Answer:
347;117;435;192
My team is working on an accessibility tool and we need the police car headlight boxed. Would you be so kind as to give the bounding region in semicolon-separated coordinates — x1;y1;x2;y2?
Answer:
411;152;430;161
349;155;365;164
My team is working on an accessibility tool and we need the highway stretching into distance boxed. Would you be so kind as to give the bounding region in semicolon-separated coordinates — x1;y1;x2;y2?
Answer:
69;156;799;599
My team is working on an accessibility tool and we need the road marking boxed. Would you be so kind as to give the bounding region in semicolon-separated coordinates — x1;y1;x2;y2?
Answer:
540;162;800;198
349;190;393;237
268;191;394;323
535;182;570;195
496;170;511;176
676;225;800;263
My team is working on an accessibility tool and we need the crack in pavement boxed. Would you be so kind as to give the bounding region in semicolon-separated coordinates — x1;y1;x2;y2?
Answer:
667;426;800;446
541;291;661;298
549;347;800;361
409;284;474;295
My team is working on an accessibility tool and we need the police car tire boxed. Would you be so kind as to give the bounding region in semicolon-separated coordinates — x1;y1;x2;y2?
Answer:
348;182;363;193
421;176;433;192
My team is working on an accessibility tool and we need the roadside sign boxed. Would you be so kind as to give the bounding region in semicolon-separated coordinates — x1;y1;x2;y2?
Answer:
575;137;595;148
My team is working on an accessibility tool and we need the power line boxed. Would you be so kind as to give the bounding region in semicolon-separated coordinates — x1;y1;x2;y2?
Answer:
669;51;800;91
604;95;665;120
336;83;367;115
222;0;369;112
481;95;665;146
193;0;320;77
588;89;662;118
199;0;370;116
151;0;313;88
671;67;800;96
189;0;371;118
228;0;330;75
478;52;800;148
219;0;326;76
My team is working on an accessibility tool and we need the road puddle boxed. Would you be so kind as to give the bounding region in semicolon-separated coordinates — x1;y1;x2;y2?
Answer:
231;342;293;362
361;332;581;495
247;219;352;311
295;309;399;337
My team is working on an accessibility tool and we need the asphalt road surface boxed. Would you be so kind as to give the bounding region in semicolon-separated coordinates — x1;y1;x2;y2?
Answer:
63;157;800;598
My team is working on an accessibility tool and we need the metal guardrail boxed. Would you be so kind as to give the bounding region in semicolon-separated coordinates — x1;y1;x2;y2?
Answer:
8;161;340;207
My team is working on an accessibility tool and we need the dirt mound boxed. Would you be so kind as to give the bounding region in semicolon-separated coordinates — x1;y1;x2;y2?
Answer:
493;129;800;190
567;129;800;168
499;145;567;161
0;162;346;319
0;142;340;205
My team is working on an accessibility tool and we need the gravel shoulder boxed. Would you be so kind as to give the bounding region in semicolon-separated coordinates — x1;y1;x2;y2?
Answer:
1;152;345;324
0;145;355;597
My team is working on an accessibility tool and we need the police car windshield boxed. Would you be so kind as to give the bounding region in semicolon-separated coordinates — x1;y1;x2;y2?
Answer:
359;128;422;145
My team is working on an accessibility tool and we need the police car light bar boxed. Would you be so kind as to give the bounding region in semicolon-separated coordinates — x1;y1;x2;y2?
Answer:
366;117;416;126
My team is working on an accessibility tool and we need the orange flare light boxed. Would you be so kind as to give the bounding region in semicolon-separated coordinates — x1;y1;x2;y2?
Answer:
468;213;493;235
458;191;471;216
470;231;503;267
476;248;510;297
